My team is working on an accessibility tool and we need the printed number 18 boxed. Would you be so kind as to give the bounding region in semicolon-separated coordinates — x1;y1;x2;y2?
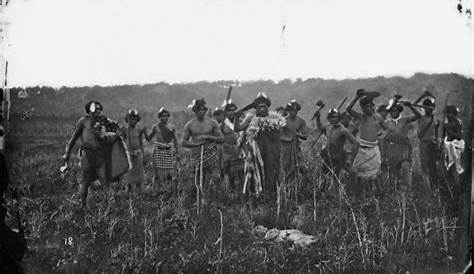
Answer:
65;237;73;246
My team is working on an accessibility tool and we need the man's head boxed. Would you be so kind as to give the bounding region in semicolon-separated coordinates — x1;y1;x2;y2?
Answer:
327;109;340;125
389;104;403;119
213;108;225;123
85;101;103;118
125;109;140;127
445;105;458;119
224;103;237;120
359;96;375;116
191;98;208;120
422;98;435;115
158;107;170;123
253;93;271;117
285;100;301;119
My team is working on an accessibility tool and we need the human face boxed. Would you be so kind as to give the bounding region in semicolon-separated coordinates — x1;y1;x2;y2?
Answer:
389;109;400;119
328;115;339;125
159;113;169;123
128;117;139;127
255;104;268;117
195;107;207;120
91;108;102;119
225;108;236;120
214;113;225;123
288;109;297;119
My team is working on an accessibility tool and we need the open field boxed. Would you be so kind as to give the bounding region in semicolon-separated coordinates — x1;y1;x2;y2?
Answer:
3;111;470;274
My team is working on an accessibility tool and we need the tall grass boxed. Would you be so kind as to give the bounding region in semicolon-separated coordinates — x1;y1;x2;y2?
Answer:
4;115;464;273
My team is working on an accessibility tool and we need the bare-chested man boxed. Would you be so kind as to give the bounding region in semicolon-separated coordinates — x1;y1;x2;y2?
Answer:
146;107;179;192
384;101;421;190
182;99;223;210
63;101;111;208
119;109;146;193
280;100;307;183
346;90;385;197
315;108;358;177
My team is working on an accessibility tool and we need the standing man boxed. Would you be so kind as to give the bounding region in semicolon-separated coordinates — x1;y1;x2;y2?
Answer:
417;97;439;192
119;109;146;193
182;99;223;211
384;101;421;191
346;90;385;197
218;102;245;200
235;92;285;205
63;101;111;208
146;107;179;192
280;100;308;184
315;109;358;177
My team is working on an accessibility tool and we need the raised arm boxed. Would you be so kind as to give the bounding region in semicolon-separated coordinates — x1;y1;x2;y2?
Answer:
233;111;251;132
63;117;84;161
402;101;422;123
346;95;363;120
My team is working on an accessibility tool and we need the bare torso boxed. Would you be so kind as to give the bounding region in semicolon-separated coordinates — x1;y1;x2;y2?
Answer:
281;116;306;141
182;117;221;146
122;126;143;151
359;114;383;142
79;116;102;149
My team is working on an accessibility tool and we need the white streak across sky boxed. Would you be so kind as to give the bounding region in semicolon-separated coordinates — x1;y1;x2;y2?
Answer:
3;0;473;87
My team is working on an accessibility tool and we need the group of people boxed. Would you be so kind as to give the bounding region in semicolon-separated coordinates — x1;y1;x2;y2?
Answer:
63;88;466;211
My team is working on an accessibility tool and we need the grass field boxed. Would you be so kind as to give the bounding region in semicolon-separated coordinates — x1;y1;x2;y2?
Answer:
3;114;470;274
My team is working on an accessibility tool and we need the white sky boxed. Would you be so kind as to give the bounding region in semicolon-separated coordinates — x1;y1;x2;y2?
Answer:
2;0;473;87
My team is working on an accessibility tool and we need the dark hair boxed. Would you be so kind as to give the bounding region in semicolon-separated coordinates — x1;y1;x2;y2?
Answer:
213;109;224;116
389;104;403;112
84;101;103;114
125;109;141;122
192;98;208;112
253;96;271;107
285;101;301;111
224;103;237;111
158;109;170;117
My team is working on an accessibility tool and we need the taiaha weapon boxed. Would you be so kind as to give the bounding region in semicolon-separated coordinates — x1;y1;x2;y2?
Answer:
337;97;348;111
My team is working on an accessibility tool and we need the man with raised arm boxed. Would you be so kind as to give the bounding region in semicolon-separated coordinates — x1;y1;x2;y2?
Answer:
280;100;308;184
384;101;422;190
234;92;285;205
417;98;439;192
346;90;385;196
181;99;223;210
